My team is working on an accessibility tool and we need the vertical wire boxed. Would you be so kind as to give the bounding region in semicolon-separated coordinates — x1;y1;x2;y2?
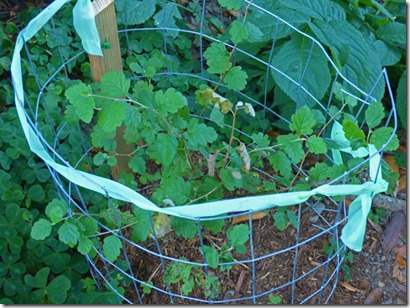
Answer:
248;211;257;304
290;203;302;304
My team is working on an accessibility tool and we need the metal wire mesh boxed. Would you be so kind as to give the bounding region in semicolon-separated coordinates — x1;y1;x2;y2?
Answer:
12;0;398;304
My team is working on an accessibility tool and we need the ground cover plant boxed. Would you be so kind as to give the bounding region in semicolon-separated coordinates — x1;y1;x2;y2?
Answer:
3;0;406;304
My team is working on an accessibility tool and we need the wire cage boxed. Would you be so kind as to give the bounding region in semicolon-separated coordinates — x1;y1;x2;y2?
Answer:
11;0;398;304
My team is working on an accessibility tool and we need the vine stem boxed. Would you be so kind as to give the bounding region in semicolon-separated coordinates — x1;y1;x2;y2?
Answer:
224;107;238;163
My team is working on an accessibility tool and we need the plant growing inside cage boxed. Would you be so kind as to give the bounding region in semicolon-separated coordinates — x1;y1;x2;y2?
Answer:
11;0;400;304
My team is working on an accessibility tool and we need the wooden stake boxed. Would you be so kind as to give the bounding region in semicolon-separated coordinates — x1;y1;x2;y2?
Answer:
89;0;133;181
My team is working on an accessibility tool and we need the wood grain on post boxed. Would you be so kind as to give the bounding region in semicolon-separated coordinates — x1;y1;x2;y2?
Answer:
89;0;133;181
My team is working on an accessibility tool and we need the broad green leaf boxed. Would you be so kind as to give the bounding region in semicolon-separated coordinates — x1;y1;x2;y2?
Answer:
47;275;71;304
210;107;224;128
309;20;385;102
153;3;182;38
342;120;366;142
128;155;146;174
273;211;288;231
224;66;248;91
65;83;94;123
93;152;105;166
155;88;187;116
77;236;93;255
396;70;406;129
268;151;292;178
45;199;68;224
163;177;191;205
79;217;99;236
289;106;316;135
101;71;130;98
277;134;304;164
252;132;270;147
97;100;126;133
220;168;243;191
365;101;385;129
202;246;219;269
309;162;329;182
171;217;197;239
287;210;299;228
278;0;345;21
306;136;327;154
217;0;242;9
201;218;225;233
227;224;249;247
27;184;45;202
146;133;178;166
376;21;406;48
103;235;122;262
229;21;248;44
374;40;401;66
0;170;11;194
196;177;223;202
271;34;331;108
370;127;399;151
327;164;347;180
131;220;151;242
184;118;218;147
244;22;263;43
116;0;157;25
24;267;50;288
203;42;231;74
58;222;80;247
31;219;52;241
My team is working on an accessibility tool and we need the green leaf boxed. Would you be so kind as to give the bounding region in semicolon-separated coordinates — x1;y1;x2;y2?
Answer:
277;134;304;164
289;106;316;135
147;133;178;166
365;101;385;129
163;177;191;205
65;83;94;123
252;132;270;148
24;267;50;288
210;107;225;128
268;151;292;178
202;246;219;269
171;217;198;239
370;127;399;151
116;0;157;25
220;168;243;191
77;236;93;255
27;184;45;202
217;0;242;9
309;162;329;182
153;3;182;38
278;0;345;21
376;21;406;48
342;120;366;143
374;40;401;66
97;100;126;133
31;219;52;241
306;136;327;154
184;118;218;147
128;155;146;174
58;222;80;247
45;199;68;224
244;22;263;43
201;218;225;233
396;70;406;129
203;42;231;74
131;208;151;242
101;71;130;98
287;210;298;228
229;21;248;44
273;211;288;231
227;224;249;247
271;34;331;108
47;275;71;304
103;235;122;262
327;164;347;180
224;66;248;91
309;20;385;102
155;88;187;116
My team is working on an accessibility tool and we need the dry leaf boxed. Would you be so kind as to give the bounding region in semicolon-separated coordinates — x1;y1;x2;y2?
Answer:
367;218;383;233
341;281;364;293
364;287;383;304
231;211;266;225
392;245;407;258
384;155;400;173
382;211;406;250
392;263;401;279
398;174;406;193
396;254;406;268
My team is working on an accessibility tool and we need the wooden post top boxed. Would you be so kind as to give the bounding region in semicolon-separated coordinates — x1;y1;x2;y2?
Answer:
92;0;115;15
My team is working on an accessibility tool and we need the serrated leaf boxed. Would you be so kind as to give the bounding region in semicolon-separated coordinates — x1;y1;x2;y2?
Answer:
252;132;270;147
131;219;151;242
306;136;327;154
244;22;263;43
370;127;399;151
128;155;146;174
65;83;94;123
271;34;330;108
220;168;243;191
217;0;242;9
58;222;80;247
287;210;299;228
184;118;218;147
45;199;68;223
163;177;191;205
101;71;130;98
309;162;329;182
153;3;182;38
309;20;385;102
269;151;292;178
103;235;122;262
201;218;225;233
210;107;225;128
97;100;126;133
278;0;345;21
365;101;385;129
203;42;231;74
224;66;248;91
396;70;406;129
376;21;406;47
202;246;219;269
155;88;187;116
229;21;248;44
277;134;304;164
289;106;316;135
227;224;249;247
327;164;347;181
273;211;288;231
342;120;366;142
77;236;93;255
374;40;401;67
31;219;52;240
146;133;178;166
171;217;197;239
116;0;157;25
